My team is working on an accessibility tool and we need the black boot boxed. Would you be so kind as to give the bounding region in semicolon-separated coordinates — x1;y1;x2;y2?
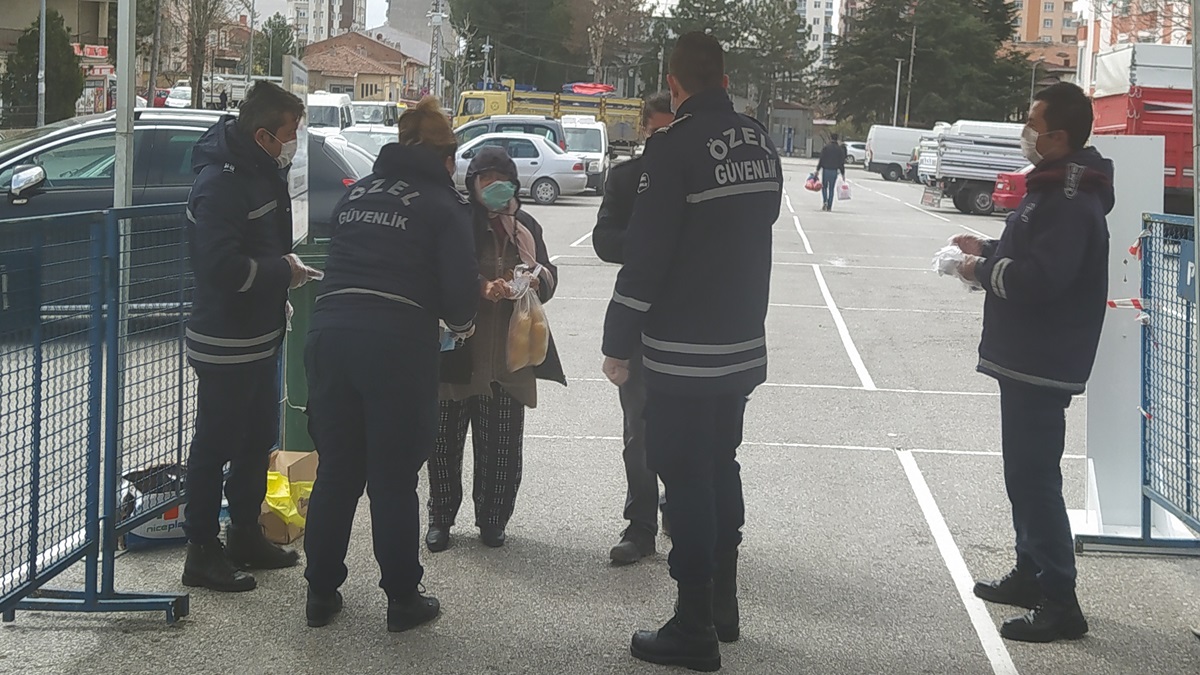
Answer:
426;526;451;553
182;539;257;592
480;526;506;548
388;589;441;633
631;582;721;672
713;550;739;643
306;588;344;628
1001;595;1089;643
610;526;656;565
226;524;301;570
973;567;1042;609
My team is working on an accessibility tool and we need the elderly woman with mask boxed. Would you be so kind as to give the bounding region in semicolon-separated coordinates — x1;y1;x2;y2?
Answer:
425;146;565;552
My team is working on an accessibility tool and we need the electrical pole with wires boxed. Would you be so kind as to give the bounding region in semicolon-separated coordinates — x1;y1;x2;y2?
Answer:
482;36;493;87
428;0;447;99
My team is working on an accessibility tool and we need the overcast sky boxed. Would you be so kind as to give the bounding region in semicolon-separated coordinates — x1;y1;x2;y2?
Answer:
254;0;675;31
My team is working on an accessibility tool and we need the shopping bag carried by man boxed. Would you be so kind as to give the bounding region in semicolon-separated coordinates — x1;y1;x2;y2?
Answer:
837;180;852;201
804;172;822;192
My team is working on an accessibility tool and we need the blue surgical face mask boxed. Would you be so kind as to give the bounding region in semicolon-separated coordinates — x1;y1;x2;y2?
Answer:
480;180;517;211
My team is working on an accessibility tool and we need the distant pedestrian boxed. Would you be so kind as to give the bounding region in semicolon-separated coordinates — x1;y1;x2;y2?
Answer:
219;90;229;111
956;81;1113;643
302;97;479;631
424;146;565;553
181;82;309;593
602;32;782;671
816;134;845;211
592;91;677;566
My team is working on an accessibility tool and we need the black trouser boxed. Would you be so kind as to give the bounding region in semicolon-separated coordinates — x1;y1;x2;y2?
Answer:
427;383;525;529
303;328;438;600
619;347;662;535
183;357;280;543
999;378;1077;602
645;389;747;585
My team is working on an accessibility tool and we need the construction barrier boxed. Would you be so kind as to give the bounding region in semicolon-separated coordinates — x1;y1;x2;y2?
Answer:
0;204;192;622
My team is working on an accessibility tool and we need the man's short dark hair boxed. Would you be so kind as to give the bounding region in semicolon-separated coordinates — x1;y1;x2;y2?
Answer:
1033;82;1093;151
237;82;305;137
642;91;672;124
669;32;724;95
830;133;839;142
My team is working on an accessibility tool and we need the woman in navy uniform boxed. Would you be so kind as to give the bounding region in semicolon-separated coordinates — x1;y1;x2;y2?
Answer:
302;98;479;631
424;147;566;552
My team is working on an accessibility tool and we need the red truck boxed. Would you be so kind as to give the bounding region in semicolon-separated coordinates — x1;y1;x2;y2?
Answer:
1091;44;1193;215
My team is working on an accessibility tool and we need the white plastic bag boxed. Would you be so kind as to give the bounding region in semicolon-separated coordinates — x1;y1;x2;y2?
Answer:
837;181;851;201
932;245;983;292
505;264;550;372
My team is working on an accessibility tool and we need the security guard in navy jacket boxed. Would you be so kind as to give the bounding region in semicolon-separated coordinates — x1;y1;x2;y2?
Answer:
957;83;1111;644
302;98;479;632
182;83;312;594
601;33;782;672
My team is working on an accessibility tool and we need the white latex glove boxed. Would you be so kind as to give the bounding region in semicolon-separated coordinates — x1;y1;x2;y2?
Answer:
950;233;988;257
603;357;630;387
285;301;294;332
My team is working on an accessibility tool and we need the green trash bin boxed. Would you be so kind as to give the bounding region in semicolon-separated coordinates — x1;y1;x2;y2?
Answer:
280;240;328;452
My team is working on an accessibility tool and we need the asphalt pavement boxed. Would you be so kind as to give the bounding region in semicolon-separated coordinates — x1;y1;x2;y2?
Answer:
2;159;1200;674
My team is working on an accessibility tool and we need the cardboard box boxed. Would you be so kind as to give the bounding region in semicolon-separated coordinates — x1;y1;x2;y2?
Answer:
119;464;187;550
259;450;318;544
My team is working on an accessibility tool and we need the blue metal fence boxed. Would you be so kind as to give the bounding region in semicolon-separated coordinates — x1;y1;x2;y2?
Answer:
0;204;192;622
1141;214;1199;535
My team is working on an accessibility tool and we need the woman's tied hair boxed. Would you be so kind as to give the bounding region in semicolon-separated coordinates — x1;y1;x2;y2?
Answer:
397;97;458;159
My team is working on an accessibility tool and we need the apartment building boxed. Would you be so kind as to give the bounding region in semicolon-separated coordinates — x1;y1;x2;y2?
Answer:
1012;0;1081;44
1074;0;1191;92
797;0;840;69
291;0;366;46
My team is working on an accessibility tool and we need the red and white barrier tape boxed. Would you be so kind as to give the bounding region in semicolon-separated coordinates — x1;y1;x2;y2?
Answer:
1108;298;1145;310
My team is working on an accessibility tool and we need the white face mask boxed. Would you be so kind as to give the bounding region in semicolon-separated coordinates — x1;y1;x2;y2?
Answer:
1020;125;1044;166
259;131;297;169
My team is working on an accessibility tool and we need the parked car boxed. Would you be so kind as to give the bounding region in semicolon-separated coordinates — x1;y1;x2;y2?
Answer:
165;86;192;108
992;164;1034;211
454;132;587;205
340;124;397;157
0;109;367;313
561;114;613;195
307;91;355;133
843;141;866;165
152;88;170;107
454;115;568;152
351;101;398;127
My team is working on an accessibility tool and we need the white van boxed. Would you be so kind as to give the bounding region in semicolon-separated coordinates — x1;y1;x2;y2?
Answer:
865;125;930;181
561;114;611;195
307;91;355;134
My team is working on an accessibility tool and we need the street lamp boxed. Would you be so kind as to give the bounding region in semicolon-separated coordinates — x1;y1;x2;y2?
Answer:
1029;57;1046;106
892;58;904;126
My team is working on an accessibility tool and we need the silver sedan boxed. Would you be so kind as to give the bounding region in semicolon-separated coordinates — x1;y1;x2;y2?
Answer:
454;132;589;205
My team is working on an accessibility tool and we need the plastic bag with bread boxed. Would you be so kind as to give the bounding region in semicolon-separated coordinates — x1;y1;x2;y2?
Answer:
506;265;550;372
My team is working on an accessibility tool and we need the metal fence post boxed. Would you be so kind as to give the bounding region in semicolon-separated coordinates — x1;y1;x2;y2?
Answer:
84;217;104;605
101;210;121;596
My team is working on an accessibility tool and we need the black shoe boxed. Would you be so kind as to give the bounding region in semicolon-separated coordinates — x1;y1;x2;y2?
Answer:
426;526;450;553
306;588;344;628
610;527;656;565
1000;598;1089;643
480;526;506;548
226;524;301;570
181;539;257;593
388;591;441;633
973;568;1042;609
661;509;671;538
713;549;739;643
631;582;721;672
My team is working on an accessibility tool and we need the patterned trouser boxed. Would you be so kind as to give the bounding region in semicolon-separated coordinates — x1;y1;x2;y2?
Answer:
427;383;525;528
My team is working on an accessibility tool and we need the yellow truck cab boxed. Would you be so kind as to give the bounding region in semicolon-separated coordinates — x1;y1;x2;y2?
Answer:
455;83;643;154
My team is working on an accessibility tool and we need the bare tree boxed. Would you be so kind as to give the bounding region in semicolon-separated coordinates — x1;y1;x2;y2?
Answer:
572;0;651;84
185;0;251;108
1085;0;1191;45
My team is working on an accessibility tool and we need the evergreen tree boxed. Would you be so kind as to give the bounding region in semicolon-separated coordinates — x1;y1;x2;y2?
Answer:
254;13;297;77
1;10;84;127
450;0;585;90
823;0;1026;127
973;0;1019;44
739;0;815;119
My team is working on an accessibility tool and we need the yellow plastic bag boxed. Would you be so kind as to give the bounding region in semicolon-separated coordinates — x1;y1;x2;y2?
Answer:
264;471;305;527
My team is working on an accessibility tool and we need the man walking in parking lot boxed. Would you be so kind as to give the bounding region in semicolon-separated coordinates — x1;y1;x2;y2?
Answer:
816;134;845;212
182;82;316;592
956;82;1113;643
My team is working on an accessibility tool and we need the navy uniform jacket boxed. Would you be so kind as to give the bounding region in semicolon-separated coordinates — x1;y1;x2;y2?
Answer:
975;147;1113;394
186;116;294;369
592;155;643;264
311;142;478;346
601;89;783;396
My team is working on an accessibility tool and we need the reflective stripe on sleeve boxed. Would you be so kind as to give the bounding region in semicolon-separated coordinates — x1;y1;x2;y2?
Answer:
238;258;259;293
612;290;651;312
642;335;765;355
643;354;767;378
247;200;278;220
992;258;1013;300
186;327;283;348
685;182;781;204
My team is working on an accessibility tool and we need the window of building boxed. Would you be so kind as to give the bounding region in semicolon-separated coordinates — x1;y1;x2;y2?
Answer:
1043;1;1053;10
1043;18;1054;28
360;83;380;98
1015;0;1023;7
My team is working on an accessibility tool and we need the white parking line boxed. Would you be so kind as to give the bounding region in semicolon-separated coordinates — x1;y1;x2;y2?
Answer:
897;450;1019;675
569;231;593;248
784;190;795;214
560;298;976;316
777;262;930;272
811;264;877;390
792;215;813;254
857;181;994;239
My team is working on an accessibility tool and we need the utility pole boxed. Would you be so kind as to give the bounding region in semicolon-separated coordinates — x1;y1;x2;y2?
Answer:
247;0;256;83
903;23;916;127
892;58;904;126
481;36;492;86
429;0;446;100
1191;0;1199;356
37;0;46;126
1029;58;1045;106
658;43;665;92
